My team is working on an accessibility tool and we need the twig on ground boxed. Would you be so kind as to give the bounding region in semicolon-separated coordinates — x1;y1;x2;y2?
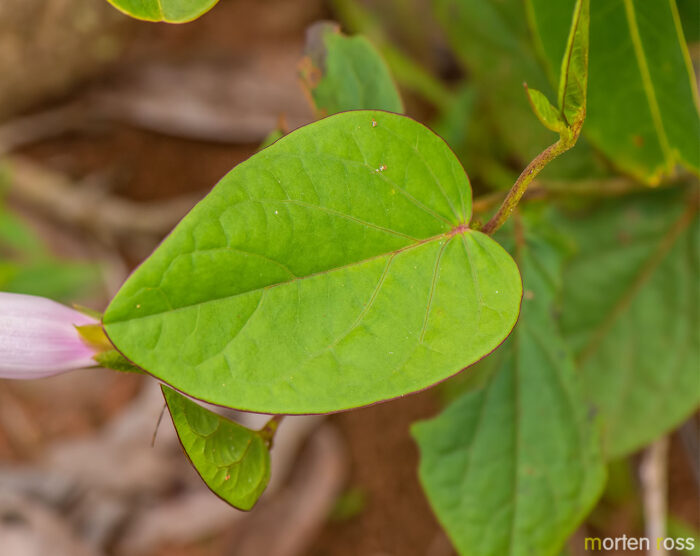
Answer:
0;104;94;156
5;156;201;237
640;436;669;555
678;419;700;491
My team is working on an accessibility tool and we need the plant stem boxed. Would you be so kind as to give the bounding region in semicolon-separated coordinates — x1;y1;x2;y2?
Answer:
481;138;571;235
259;414;285;448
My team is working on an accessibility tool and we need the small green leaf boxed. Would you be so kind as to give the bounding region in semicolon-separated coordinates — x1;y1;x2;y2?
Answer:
105;0;219;23
104;111;522;414
558;187;699;458
163;386;271;511
300;23;403;116
557;0;589;128
413;222;605;556
525;85;566;132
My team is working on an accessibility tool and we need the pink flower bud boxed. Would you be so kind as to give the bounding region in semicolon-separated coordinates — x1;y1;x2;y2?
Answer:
0;292;99;379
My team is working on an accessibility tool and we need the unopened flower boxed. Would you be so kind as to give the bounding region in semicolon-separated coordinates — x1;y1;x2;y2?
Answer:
0;292;100;379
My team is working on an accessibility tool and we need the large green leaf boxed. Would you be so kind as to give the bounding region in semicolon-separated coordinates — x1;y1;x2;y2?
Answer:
103;111;522;414
163;386;271;511
413;220;605;556
300;23;404;116
558;187;699;458
105;0;218;23
528;0;700;183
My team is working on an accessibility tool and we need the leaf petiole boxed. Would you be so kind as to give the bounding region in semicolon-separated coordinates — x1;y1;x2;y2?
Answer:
481;137;572;235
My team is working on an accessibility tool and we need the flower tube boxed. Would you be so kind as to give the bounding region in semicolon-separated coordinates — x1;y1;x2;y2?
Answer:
0;292;100;379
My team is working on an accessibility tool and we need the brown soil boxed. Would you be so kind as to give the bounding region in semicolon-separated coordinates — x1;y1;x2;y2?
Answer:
309;390;452;556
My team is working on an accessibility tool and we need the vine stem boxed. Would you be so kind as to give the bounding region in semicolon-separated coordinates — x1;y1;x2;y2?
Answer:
472;176;645;214
481;138;572;235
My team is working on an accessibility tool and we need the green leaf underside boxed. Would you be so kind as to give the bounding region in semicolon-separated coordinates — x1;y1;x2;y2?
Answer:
528;0;700;182
559;188;699;458
557;0;589;126
163;386;270;510
303;23;404;116
103;111;522;414
413;224;605;556
106;0;219;22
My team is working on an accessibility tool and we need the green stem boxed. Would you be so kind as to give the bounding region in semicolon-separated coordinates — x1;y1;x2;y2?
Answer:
259;414;285;448
481;138;572;235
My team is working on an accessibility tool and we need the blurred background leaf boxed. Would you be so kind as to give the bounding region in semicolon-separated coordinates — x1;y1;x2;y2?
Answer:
0;198;101;302
557;186;699;459
300;22;404;116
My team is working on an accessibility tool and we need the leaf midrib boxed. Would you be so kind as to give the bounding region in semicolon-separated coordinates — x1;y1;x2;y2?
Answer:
105;227;473;325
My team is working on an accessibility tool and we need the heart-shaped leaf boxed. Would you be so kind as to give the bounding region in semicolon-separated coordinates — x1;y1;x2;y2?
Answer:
163;386;271;511
105;0;219;23
103;110;522;414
